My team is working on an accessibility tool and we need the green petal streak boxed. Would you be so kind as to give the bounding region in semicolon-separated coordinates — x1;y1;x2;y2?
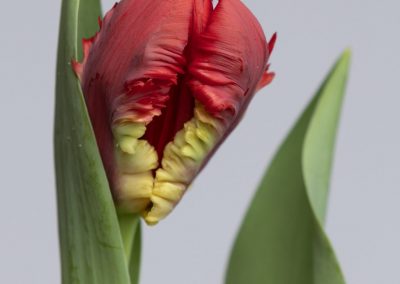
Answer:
226;50;351;284
55;0;140;283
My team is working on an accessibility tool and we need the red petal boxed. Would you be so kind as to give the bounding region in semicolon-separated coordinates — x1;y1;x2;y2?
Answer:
268;32;277;54
76;0;206;191
256;71;275;91
80;0;198;126
193;0;213;35
144;0;213;158
188;0;274;121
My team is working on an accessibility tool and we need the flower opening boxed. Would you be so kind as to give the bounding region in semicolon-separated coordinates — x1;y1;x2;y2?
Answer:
73;0;276;225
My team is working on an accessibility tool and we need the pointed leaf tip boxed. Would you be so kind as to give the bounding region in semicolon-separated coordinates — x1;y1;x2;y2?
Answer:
302;48;351;224
226;50;350;284
55;0;135;283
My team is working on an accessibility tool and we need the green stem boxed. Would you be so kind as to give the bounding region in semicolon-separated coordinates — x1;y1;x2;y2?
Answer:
118;214;139;262
129;223;142;284
118;214;142;284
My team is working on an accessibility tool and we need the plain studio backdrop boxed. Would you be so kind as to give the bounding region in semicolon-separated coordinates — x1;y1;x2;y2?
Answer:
0;0;399;283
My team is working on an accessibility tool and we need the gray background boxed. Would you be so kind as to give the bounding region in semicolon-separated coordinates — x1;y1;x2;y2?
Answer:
1;0;399;283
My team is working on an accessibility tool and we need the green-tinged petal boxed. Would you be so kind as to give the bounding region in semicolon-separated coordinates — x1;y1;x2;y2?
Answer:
225;51;350;284
54;0;137;283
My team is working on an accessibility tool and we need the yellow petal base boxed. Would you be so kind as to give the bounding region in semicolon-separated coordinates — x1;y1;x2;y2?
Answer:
113;102;223;225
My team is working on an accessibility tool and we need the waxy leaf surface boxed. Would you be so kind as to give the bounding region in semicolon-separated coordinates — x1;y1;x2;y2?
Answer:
226;51;350;284
54;0;139;283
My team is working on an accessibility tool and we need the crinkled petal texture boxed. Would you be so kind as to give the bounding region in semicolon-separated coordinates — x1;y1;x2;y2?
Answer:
73;0;275;225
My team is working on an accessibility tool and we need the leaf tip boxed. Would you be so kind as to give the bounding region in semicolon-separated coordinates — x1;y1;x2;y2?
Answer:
338;48;352;71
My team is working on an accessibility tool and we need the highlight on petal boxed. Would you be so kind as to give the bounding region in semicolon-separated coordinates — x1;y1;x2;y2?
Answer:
73;0;274;225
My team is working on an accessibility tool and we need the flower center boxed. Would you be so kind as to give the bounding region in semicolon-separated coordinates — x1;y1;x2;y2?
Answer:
113;102;222;225
143;76;194;160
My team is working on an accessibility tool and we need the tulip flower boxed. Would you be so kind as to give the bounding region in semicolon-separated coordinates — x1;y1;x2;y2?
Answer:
72;0;275;225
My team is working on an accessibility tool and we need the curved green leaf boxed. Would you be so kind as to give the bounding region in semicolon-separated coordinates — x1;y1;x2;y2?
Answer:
302;53;350;224
54;0;132;283
226;51;351;284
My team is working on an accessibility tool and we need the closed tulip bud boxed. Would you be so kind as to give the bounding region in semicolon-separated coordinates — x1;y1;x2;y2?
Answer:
72;0;276;225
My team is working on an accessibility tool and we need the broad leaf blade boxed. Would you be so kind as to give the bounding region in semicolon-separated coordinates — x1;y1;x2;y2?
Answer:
54;0;131;283
303;53;350;223
225;51;350;284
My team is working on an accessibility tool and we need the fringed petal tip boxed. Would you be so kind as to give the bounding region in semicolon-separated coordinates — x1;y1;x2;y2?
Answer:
256;71;275;91
256;33;277;91
268;32;277;55
71;36;97;80
71;4;118;80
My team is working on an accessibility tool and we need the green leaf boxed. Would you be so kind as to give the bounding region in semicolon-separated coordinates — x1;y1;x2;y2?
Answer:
225;50;351;284
54;0;134;283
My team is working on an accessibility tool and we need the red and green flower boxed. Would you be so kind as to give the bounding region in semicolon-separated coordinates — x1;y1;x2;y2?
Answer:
73;0;275;225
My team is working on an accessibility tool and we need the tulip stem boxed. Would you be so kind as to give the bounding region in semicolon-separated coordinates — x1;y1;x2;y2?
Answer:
118;213;142;283
118;213;140;262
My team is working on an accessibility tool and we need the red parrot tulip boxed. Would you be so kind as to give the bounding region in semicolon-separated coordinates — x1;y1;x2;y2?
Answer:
73;0;276;225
